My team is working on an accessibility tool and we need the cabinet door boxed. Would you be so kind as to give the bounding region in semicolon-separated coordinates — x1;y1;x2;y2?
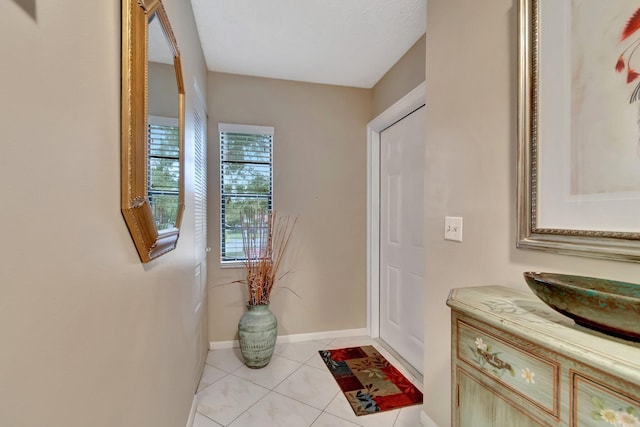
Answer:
457;369;546;427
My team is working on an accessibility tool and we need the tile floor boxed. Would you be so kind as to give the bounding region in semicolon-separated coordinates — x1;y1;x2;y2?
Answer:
194;335;424;427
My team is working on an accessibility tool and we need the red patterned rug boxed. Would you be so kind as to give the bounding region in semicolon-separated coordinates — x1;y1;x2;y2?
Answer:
318;345;423;416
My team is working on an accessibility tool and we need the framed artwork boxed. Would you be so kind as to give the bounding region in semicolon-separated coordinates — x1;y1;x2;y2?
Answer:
517;0;640;262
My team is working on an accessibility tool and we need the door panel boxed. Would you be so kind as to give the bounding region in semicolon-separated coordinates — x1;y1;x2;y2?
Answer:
379;106;425;374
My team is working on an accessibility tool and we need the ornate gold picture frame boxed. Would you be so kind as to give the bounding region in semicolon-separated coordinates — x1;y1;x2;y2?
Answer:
517;0;640;262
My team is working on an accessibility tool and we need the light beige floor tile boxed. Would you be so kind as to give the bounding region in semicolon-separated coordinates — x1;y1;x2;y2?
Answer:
274;340;327;363
305;351;330;371
206;348;245;373
197;364;228;392
196;375;269;426
274;364;340;410
228;392;321;427
311;338;334;345
231;354;302;389
393;404;424;427
196;335;425;427
193;412;222;427
311;412;361;427
323;393;399;427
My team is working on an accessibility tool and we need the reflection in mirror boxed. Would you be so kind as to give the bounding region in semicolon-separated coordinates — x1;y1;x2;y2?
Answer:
148;13;180;231
147;115;179;230
121;0;185;262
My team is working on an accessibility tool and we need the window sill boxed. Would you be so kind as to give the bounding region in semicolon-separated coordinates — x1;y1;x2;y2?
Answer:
220;261;245;269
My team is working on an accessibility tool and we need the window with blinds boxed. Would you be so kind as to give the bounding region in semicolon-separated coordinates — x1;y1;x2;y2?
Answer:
148;116;180;230
194;109;207;260
219;123;274;262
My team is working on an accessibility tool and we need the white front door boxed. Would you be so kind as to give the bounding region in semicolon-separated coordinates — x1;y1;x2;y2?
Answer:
379;105;425;375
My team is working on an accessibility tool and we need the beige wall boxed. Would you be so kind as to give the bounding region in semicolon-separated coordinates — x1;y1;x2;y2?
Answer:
372;34;426;118
0;1;208;427
207;72;371;341
149;62;180;118
424;0;640;426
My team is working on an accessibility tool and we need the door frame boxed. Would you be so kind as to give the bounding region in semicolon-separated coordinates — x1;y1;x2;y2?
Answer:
367;82;426;338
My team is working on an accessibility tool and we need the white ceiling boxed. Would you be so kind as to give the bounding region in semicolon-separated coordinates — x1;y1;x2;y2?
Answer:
189;0;426;88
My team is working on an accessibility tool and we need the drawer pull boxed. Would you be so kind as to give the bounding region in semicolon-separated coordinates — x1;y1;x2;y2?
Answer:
477;347;512;371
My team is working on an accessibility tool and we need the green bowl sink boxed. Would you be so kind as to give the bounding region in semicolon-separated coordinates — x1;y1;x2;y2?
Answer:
523;272;640;341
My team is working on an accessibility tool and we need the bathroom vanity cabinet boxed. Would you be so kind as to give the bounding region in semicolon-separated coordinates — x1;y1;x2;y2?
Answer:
447;286;640;427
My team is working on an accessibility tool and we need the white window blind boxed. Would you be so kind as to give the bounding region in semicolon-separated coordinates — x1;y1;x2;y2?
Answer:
148;115;180;230
194;109;207;260
219;123;274;262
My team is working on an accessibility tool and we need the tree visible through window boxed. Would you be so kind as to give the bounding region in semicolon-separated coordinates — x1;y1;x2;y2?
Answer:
219;123;274;262
148;116;180;230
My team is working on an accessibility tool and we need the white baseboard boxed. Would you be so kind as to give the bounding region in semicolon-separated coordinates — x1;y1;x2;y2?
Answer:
209;328;369;350
420;408;438;427
185;395;197;427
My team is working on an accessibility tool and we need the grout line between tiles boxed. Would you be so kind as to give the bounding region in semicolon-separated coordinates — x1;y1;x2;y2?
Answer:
270;388;329;412
275;352;316;364
196;410;223;426
390;407;401;427
308;411;323;427
320;390;341;412
252;358;306;391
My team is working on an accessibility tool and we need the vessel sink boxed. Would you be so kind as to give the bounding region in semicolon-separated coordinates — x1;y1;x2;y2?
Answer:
523;272;640;341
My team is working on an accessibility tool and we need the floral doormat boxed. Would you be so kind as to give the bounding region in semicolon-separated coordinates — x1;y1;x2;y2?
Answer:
318;345;423;416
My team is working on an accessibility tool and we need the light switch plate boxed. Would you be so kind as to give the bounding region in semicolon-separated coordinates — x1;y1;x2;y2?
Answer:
444;216;463;242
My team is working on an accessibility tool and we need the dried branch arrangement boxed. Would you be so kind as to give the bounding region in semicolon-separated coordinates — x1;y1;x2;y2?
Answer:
242;210;297;305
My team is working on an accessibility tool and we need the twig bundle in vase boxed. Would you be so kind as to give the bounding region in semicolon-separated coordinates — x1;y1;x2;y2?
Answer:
237;210;296;368
241;210;297;306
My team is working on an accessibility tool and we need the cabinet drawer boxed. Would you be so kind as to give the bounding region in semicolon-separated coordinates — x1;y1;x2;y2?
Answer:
571;372;640;427
456;320;560;417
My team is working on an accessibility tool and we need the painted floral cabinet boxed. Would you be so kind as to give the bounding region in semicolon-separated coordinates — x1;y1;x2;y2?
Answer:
448;286;640;427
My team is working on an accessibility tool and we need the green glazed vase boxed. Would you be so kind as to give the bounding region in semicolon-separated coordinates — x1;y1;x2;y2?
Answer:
238;304;278;368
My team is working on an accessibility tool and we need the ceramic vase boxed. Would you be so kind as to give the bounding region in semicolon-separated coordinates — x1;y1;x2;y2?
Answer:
238;304;277;368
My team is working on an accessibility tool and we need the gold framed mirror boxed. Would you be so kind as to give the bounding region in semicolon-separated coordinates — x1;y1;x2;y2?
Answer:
121;0;185;262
